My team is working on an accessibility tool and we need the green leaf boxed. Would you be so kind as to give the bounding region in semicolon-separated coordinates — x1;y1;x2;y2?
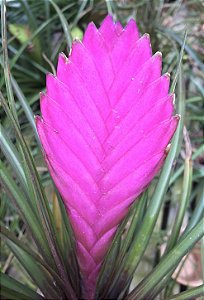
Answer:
0;161;54;263
55;191;80;297
0;225;68;292
169;144;204;186
72;0;89;27
161;28;204;73
1;272;44;300
164;127;193;253
6;240;62;299
125;219;204;300
49;0;72;49
1;0;19;124
170;30;187;93
11;76;40;145
182;180;204;236
168;285;204;300
0;125;27;191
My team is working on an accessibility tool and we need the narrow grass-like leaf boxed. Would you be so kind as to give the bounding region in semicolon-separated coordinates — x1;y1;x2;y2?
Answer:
55;191;80;296
182;181;204;236
125;219;204;300
1;0;18;123
118;193;148;261
147;187;203;299
175;65;185;157
53;192;63;246
0;125;27;190
0;161;54;263
48;0;72;49
18;0;38;31
6;240;62;299
186;96;203;103
44;0;51;57
168;284;204;300
72;0;89;27
1;273;44;300
105;0;114;17
1;286;39;300
161;28;204;73
11;76;40;145
170;31;187;93
170;144;204;185
164;127;192;253
0;225;70;293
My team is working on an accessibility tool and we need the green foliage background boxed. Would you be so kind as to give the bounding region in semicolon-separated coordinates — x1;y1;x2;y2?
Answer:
0;0;204;299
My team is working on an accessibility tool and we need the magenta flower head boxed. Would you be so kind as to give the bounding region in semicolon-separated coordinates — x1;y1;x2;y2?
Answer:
36;15;178;299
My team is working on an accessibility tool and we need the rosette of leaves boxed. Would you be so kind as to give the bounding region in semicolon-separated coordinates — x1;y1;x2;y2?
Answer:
1;1;203;300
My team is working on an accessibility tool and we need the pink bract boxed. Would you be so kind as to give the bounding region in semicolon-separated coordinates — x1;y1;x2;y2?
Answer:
36;15;178;299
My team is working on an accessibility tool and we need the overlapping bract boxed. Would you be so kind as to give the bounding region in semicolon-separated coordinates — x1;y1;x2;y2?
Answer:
36;15;178;299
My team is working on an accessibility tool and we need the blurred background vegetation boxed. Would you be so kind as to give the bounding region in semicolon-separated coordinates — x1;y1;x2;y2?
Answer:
1;0;204;299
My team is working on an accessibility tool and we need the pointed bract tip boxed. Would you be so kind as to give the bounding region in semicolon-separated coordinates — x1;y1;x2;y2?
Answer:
86;21;98;33
125;18;136;29
165;144;171;154
40;91;47;100
143;33;150;39
59;52;69;63
72;38;83;51
99;15;114;28
88;21;96;27
59;52;67;59
171;94;176;105
115;20;123;35
34;115;43;125
39;92;48;112
46;72;56;82
69;47;72;56
175;114;181;121
83;22;98;42
115;20;122;27
39;91;46;98
165;72;171;79
129;18;136;23
155;51;162;57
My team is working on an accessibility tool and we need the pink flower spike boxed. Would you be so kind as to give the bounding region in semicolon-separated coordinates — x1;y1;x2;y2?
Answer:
36;16;179;299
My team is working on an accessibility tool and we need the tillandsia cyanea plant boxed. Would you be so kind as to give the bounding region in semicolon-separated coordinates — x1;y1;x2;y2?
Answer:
36;15;179;299
1;1;204;299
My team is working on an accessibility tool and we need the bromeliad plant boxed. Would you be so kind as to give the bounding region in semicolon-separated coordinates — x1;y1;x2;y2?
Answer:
1;1;204;300
36;15;179;299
